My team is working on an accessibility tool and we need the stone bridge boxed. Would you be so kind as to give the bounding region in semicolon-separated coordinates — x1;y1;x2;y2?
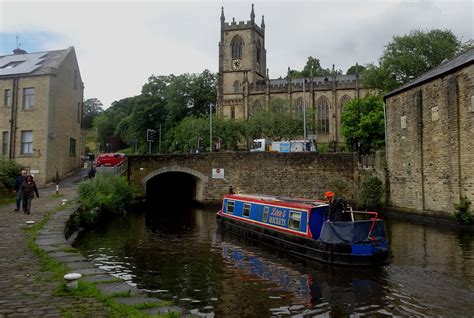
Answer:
127;152;360;205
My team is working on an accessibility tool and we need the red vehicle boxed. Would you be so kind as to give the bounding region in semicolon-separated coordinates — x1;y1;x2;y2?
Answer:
95;153;126;167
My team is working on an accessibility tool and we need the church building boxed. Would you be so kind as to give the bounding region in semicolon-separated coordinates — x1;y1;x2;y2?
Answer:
217;5;371;146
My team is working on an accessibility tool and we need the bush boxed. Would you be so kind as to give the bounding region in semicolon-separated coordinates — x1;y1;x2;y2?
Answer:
454;196;473;225
0;159;22;195
358;175;384;209
78;172;137;224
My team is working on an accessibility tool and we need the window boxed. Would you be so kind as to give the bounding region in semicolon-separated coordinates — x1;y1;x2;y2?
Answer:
262;206;269;222
226;200;235;214
316;96;330;133
23;88;35;109
294;97;304;116
230;106;235;119
243;203;251;218
4;89;12;107
256;41;261;64
231;35;243;59
401;115;407;129
339;95;351;112
2;131;8;157
233;80;241;93
20;131;33;155
288;211;302;230
69;138;76;156
1;61;24;69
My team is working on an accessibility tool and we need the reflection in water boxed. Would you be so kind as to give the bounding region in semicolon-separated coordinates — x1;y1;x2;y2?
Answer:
75;205;474;317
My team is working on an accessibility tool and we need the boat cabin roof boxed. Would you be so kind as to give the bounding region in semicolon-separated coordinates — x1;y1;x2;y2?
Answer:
225;193;329;210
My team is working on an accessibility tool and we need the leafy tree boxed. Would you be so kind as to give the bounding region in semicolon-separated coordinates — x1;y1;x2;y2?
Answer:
82;98;104;129
243;98;303;143
363;29;463;92
341;95;385;155
346;64;366;75
289;56;335;78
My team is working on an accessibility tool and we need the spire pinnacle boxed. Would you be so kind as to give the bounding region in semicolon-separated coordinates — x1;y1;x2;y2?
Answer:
261;15;265;29
220;6;225;24
250;3;255;23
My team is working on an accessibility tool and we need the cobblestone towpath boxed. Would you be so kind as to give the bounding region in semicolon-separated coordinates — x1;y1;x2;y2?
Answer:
0;169;183;317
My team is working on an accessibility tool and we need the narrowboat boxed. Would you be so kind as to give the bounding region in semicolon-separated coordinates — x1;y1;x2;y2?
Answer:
216;193;389;266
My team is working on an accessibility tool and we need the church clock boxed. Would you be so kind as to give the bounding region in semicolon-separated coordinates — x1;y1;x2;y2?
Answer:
231;59;242;70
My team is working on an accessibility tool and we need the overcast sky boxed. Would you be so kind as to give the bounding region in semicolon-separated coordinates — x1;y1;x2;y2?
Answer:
1;0;472;108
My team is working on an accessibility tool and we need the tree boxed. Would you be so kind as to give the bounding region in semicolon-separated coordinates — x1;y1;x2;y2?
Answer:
346;64;366;75
82;98;104;129
363;29;463;92
341;95;385;155
289;56;334;78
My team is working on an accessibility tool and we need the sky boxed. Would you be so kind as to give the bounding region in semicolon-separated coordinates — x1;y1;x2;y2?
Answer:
0;0;472;108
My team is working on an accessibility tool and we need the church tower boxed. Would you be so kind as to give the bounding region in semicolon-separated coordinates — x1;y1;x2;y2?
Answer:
217;4;267;119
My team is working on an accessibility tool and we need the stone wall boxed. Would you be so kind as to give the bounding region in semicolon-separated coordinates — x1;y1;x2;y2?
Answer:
385;65;474;216
128;152;359;204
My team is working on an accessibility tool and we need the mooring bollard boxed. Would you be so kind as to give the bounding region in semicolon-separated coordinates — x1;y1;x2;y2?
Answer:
25;220;35;227
64;273;82;289
61;199;68;205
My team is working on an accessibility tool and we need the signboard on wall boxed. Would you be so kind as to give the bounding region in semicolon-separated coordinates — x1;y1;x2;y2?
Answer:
212;168;225;179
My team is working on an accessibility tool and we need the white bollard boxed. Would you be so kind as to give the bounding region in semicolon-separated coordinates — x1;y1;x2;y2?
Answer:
61;199;68;205
25;220;35;227
64;273;82;289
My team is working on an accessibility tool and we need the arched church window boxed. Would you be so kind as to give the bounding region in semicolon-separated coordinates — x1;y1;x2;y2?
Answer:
294;97;304;116
316;96;330;133
250;99;263;117
339;94;351;111
256;40;261;64
230;106;235;119
233;80;241;93
231;35;243;59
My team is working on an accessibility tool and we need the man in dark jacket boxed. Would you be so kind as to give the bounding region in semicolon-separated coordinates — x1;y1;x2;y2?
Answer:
14;170;28;211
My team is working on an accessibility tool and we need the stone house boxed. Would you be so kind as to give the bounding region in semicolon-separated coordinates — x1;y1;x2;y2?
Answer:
0;47;84;185
384;48;474;216
217;5;372;146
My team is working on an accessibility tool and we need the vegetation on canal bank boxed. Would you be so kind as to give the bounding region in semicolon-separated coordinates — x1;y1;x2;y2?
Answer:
454;196;473;225
75;172;137;227
24;196;178;317
0;158;22;200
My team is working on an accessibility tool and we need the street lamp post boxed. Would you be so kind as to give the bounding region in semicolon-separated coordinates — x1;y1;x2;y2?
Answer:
303;79;307;150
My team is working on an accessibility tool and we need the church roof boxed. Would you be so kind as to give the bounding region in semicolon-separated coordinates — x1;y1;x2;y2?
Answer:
269;74;358;86
384;47;474;99
0;47;73;77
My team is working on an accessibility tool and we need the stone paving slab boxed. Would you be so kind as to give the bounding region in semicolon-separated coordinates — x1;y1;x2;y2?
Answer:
95;282;140;296
63;261;96;270
81;274;118;283
114;296;162;305
51;255;88;263
142;306;184;315
74;267;108;276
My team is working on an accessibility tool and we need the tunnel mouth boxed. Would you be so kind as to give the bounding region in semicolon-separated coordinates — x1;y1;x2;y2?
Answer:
146;172;199;207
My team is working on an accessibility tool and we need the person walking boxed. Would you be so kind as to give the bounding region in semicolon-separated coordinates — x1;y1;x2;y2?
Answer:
14;170;28;211
20;175;39;215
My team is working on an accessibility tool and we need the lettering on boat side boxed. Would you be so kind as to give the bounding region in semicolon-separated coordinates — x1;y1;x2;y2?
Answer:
268;207;287;226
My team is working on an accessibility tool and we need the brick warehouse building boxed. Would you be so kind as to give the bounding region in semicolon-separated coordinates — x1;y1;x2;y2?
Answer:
384;48;474;216
0;47;84;185
217;5;372;146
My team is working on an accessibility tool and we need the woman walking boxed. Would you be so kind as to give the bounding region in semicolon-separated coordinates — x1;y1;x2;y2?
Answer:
20;175;39;214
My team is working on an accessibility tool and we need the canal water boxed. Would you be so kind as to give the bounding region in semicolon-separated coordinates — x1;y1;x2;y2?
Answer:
74;205;474;317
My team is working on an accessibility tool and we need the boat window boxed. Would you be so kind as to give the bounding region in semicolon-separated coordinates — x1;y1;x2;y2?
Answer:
243;203;251;218
263;206;269;222
226;201;235;214
289;211;302;230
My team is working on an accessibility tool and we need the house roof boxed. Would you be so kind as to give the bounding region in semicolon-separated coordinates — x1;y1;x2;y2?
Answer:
0;47;73;77
268;74;358;86
384;47;474;100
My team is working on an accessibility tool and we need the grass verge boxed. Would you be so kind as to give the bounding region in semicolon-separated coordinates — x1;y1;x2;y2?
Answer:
24;200;179;318
0;196;15;206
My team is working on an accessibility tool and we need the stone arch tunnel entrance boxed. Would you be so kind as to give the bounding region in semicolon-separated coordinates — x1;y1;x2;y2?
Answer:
143;167;207;206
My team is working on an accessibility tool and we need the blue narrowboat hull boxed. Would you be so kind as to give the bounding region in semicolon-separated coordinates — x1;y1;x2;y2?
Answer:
217;214;388;266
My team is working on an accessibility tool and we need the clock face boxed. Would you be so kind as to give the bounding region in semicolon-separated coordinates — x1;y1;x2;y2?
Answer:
231;59;242;70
